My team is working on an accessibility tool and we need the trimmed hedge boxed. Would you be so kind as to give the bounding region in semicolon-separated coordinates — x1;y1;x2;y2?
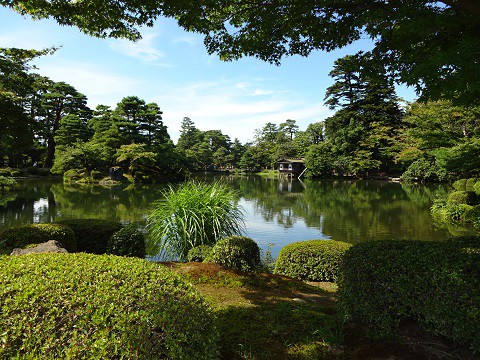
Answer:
338;239;480;352
274;240;352;282
453;178;467;191
107;224;146;258
447;191;478;206
56;218;122;254
208;236;261;271
0;223;76;254
0;253;219;359
187;245;213;262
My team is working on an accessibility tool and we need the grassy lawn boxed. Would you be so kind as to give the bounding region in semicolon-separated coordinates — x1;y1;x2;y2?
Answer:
163;262;477;360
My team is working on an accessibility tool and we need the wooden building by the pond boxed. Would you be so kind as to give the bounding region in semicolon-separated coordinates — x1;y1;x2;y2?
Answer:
277;158;306;178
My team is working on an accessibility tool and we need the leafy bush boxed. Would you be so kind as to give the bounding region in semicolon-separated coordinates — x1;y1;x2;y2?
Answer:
338;239;480;352
452;178;467;191
187;245;213;262
0;176;17;189
107;224;146;258
465;205;480;227
208;236;261;271
474;181;480;195
466;178;477;189
0;223;76;254
400;158;441;182
148;181;244;260
0;253;219;359
56;218;122;254
447;190;478;205
274;240;352;282
63;168;84;182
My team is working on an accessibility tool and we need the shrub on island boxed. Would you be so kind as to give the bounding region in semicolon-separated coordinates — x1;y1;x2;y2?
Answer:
0;253;219;359
0;223;76;254
187;245;213;262
452;178;467;191
107;224;146;258
208;236;261;271
56;218;122;254
273;240;352;282
338;239;480;352
447;190;478;206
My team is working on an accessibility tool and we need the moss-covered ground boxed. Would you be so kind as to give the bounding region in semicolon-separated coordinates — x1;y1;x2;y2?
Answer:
162;262;476;360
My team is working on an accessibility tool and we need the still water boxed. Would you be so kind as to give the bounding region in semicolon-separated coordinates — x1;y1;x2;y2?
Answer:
0;176;458;257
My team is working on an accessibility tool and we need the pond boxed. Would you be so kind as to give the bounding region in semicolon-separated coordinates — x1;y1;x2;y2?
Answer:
0;176;463;258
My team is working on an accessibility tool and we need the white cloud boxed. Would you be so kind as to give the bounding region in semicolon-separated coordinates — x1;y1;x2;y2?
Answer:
151;79;332;143
38;62;141;107
109;32;166;62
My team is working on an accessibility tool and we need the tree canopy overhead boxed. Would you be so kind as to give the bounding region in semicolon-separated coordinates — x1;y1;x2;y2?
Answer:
2;0;479;104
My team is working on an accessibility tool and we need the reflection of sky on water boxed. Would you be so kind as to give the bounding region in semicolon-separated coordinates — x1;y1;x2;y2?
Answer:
240;199;329;258
32;198;49;223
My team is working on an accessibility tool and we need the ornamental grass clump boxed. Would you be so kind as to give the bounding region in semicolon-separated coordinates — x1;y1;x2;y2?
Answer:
148;181;244;260
0;253;219;359
274;240;352;282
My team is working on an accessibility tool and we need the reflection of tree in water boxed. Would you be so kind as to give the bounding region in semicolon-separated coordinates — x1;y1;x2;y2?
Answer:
0;180;57;228
50;183;166;224
234;177;454;243
236;177;305;228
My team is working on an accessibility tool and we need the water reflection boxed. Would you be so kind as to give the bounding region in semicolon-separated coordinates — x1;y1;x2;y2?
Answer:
0;177;467;257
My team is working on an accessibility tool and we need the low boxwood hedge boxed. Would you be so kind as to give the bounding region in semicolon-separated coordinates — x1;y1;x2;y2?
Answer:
56;218;122;254
338;239;480;352
187;245;213;262
107;224;146;258
0;223;76;254
0;253;219;359
447;190;478;206
274;240;352;282
208;236;261;271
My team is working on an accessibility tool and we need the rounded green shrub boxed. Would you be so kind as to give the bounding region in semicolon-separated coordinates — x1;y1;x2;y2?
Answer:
465;205;480;227
0;223;76;254
466;178;477;189
107;224;146;258
0;253;219;359
0;176;17;189
474;181;480;195
447;190;477;205
187;245;213;262
56;218;122;254
208;236;261;271
452;178;467;191
274;240;352;282
338;239;480;352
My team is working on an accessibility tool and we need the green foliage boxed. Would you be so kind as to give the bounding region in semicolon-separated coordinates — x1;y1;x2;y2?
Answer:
207;236;261;272
0;253;219;359
187;245;213;262
148;181;244;260
453;178;468;191
107;224;146;258
0;176;17;188
466;178;477;188
56;218;122;254
274;240;352;282
465;205;480;228
401;158;442;182
474;181;480;195
0;223;76;254
447;191;478;206
338;239;480;352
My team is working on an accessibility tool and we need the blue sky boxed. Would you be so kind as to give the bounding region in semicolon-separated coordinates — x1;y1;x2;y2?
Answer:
0;7;417;143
